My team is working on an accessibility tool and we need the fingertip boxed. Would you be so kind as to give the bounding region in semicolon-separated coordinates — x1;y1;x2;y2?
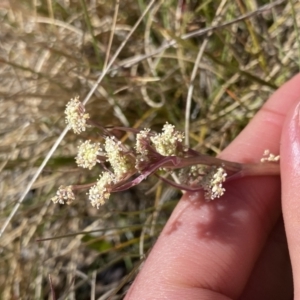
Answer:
281;100;300;297
281;100;300;209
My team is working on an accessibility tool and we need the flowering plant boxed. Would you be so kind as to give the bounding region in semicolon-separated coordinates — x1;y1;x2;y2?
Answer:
51;97;280;208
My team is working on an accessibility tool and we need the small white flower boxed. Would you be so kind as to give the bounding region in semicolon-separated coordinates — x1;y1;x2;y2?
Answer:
201;167;227;201
75;140;102;170
260;149;280;162
151;123;184;156
51;185;75;205
88;172;116;208
65;96;89;134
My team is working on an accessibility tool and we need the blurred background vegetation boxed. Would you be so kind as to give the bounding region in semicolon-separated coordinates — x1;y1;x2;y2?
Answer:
0;0;299;298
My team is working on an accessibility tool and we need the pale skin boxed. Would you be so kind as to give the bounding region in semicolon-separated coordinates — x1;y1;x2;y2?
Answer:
125;73;300;300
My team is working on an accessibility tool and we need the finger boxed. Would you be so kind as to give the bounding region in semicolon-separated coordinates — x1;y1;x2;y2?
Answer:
281;100;300;298
240;217;293;300
126;74;300;300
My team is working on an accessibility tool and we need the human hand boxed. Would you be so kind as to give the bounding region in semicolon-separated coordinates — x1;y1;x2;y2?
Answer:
125;74;300;300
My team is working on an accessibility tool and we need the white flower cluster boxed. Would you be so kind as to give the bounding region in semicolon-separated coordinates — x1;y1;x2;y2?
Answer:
75;140;102;170
88;172;116;208
65;97;89;134
150;123;184;156
51;185;75;205
105;136;133;180
201;167;227;201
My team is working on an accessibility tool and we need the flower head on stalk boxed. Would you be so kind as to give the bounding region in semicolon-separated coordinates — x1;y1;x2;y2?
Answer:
150;123;185;156
65;96;89;134
75;140;102;170
201;167;227;201
104;136;135;180
51;185;75;205
88;172;116;208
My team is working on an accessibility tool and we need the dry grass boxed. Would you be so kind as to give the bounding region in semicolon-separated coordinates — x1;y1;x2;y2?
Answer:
0;0;299;298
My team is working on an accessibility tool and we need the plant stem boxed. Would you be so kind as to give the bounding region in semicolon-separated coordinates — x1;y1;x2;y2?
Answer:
231;162;280;180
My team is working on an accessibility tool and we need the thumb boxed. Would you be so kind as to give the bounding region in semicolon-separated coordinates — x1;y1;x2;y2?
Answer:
281;100;300;298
